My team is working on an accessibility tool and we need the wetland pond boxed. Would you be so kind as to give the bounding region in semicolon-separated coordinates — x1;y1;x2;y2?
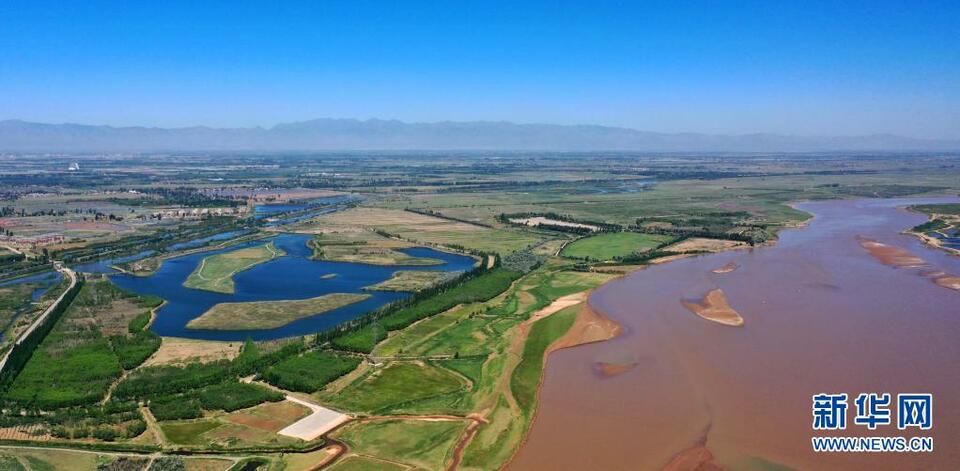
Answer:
0;270;63;300
511;197;960;471
111;233;475;341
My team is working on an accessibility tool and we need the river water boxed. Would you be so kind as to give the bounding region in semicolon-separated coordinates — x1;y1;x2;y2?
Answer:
511;197;960;470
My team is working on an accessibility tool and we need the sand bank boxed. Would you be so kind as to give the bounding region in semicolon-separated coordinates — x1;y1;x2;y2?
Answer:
711;262;739;274
929;273;960;291
856;236;926;267
594;361;637;378
528;292;588;323
667;238;747;253
680;289;744;327
551;301;622;350
662;445;723;471
858;236;960;291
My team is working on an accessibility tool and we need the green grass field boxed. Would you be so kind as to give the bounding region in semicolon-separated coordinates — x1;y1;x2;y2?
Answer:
326;455;407;471
560;232;675;260
331;419;468;470
912;203;960;215
340;266;612;469
0;448;104;470
377;267;609;359
511;304;579;412
187;293;370;330
318;362;465;414
458;305;581;471
160;419;221;445
159;401;308;448
4;279;160;408
183;242;284;294
330;323;388;353
330;268;523;354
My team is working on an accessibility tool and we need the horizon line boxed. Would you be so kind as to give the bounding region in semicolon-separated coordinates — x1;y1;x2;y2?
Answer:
2;117;956;142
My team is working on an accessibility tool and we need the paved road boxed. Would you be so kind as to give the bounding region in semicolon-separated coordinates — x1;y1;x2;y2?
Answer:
278;395;351;441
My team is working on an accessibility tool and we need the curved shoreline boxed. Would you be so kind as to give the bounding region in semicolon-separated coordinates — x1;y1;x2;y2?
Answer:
501;297;623;471
902;204;960;256
509;205;823;470
516;196;960;471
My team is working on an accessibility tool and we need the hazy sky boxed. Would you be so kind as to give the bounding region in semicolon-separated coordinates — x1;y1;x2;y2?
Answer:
1;1;958;138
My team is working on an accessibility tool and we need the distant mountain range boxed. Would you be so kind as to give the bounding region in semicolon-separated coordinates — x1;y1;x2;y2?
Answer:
1;118;957;152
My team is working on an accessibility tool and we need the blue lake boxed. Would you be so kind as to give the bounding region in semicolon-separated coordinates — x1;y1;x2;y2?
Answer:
110;233;476;341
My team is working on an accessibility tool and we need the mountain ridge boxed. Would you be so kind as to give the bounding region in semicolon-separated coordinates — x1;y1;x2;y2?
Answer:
1;118;957;152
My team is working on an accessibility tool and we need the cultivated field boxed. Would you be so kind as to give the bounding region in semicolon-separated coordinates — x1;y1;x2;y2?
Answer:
560;232;675;260
159;399;310;447
310;207;543;254
331;418;469;470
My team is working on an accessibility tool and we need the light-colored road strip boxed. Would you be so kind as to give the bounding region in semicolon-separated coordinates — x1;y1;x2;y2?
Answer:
241;377;353;441
0;262;77;374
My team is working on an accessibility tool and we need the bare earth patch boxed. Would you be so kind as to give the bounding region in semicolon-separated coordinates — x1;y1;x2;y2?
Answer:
510;217;599;232
527;292;588;323
667;238;747;253
223;400;312;433
143;338;242;367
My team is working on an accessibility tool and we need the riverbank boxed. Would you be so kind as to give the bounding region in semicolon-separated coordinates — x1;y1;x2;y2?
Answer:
511;197;960;471
903;204;960;256
907;229;960;256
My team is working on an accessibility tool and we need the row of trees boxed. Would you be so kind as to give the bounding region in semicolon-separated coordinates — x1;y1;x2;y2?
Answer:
0;277;84;392
118;187;244;207
404;208;496;228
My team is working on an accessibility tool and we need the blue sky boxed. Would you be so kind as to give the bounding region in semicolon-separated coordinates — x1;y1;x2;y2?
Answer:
1;0;958;138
